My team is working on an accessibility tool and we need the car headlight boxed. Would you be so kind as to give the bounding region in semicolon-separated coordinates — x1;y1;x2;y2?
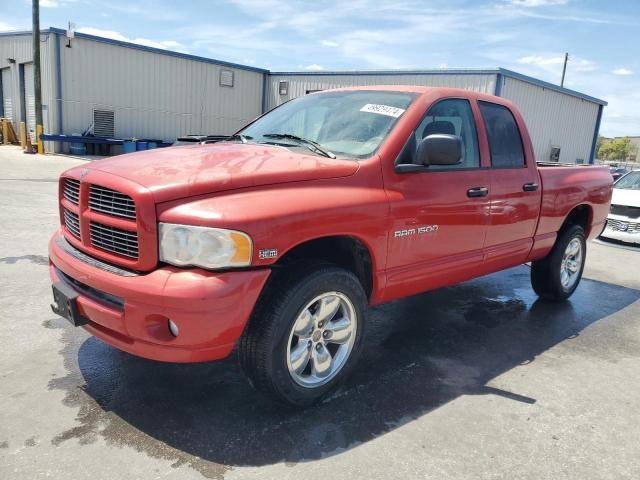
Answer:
159;223;252;269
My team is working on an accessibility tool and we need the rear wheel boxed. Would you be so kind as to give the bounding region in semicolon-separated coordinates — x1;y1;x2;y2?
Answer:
239;265;366;406
531;225;586;301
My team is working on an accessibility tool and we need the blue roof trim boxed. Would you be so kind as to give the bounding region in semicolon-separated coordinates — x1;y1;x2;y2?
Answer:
46;27;268;74
270;68;502;76
498;68;607;106
0;30;37;37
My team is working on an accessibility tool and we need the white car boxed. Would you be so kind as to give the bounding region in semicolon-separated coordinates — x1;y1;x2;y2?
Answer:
601;170;640;245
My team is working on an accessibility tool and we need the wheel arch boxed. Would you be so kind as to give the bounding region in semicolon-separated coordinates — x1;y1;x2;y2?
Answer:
272;235;375;301
560;204;593;237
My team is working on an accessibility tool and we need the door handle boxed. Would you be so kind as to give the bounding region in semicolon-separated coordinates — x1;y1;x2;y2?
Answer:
523;182;539;192
467;187;489;198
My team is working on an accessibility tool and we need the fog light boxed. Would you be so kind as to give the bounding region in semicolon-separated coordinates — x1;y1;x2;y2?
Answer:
168;319;179;337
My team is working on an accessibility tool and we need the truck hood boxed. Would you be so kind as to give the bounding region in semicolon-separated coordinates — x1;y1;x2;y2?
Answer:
611;188;640;208
87;143;359;203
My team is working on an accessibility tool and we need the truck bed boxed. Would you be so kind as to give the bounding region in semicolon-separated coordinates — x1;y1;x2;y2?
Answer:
536;164;612;240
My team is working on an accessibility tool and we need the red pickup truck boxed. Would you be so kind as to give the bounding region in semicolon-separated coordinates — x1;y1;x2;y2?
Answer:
49;86;612;405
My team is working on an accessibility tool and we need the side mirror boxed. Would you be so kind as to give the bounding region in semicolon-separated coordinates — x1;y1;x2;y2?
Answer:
415;134;463;166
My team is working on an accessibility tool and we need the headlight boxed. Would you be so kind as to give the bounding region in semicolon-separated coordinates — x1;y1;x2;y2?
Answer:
159;223;252;269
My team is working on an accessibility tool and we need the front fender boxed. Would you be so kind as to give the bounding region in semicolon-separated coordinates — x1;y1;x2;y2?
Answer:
156;173;391;277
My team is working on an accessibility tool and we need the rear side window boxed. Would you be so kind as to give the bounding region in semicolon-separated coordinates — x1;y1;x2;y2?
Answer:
479;101;525;168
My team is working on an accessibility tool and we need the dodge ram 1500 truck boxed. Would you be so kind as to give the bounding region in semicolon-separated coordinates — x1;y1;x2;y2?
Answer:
49;86;613;405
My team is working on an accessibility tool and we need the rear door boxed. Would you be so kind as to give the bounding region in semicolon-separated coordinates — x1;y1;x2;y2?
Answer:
1;68;13;124
479;101;541;268
23;63;36;143
383;98;491;300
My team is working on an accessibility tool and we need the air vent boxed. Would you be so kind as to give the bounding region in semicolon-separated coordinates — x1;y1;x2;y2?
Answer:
93;109;115;138
220;69;234;87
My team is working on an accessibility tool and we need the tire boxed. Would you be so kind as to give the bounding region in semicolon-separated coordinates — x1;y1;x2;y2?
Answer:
239;264;367;407
531;225;586;301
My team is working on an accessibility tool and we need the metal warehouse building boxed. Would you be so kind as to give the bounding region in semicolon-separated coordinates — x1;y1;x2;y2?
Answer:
1;27;606;163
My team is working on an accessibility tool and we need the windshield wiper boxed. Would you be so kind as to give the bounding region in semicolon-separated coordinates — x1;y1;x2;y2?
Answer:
262;133;336;159
224;133;253;144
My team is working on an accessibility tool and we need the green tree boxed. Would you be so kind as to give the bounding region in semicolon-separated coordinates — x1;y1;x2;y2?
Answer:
598;137;633;160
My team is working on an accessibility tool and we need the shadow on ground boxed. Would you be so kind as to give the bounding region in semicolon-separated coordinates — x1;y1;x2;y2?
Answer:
47;266;640;478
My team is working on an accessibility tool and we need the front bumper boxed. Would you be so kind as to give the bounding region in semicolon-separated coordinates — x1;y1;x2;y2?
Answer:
600;215;640;245
49;230;271;362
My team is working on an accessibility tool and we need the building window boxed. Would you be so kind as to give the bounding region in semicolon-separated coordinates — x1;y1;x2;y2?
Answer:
279;81;289;96
220;70;234;87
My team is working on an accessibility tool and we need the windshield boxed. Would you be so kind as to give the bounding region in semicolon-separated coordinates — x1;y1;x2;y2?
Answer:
615;171;640;190
238;90;417;159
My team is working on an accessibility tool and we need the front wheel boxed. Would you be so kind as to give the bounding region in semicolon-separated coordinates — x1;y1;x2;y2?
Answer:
531;225;586;301
239;265;367;406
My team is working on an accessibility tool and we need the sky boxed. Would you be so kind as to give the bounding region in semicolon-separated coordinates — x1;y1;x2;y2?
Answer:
1;0;639;137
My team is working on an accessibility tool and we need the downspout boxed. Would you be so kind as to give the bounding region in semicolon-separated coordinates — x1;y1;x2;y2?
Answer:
494;72;503;97
54;31;63;134
261;72;268;114
0;70;4;118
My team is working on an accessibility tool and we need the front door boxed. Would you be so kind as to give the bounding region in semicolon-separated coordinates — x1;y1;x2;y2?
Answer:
383;98;491;300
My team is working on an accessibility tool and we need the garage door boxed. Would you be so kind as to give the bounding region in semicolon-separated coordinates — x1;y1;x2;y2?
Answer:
1;68;13;123
23;63;36;141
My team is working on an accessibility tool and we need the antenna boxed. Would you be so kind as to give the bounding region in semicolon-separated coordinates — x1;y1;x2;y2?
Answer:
66;21;75;48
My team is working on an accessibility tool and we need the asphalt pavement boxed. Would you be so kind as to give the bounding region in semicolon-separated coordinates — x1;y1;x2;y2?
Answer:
1;145;639;480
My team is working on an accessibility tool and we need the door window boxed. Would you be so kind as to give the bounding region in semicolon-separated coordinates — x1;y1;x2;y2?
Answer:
479;101;526;168
397;99;480;169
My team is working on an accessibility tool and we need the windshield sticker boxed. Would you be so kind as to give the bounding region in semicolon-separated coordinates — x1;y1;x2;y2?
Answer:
360;104;406;118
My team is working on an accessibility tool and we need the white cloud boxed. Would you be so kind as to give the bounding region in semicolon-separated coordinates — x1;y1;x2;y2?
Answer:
612;68;633;76
76;27;189;53
519;55;565;66
41;0;79;7
0;21;21;32
506;0;568;6
518;54;596;72
303;64;325;71
321;40;339;47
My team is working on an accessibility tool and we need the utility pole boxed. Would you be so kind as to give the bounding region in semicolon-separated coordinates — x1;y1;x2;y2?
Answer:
32;0;44;153
560;52;569;88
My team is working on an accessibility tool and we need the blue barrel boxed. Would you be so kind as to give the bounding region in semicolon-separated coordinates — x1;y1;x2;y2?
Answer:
147;142;158;149
136;141;148;151
69;144;86;156
122;141;136;154
69;133;86;156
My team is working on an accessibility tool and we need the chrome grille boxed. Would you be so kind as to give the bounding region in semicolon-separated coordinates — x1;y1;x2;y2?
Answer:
63;178;80;205
89;185;136;220
90;222;139;259
607;219;640;233
63;209;81;239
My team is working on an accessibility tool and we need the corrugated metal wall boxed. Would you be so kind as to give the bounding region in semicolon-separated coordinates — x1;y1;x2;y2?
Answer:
265;72;498;111
0;33;55;144
501;77;599;163
0;32;603;162
59;36;264;141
